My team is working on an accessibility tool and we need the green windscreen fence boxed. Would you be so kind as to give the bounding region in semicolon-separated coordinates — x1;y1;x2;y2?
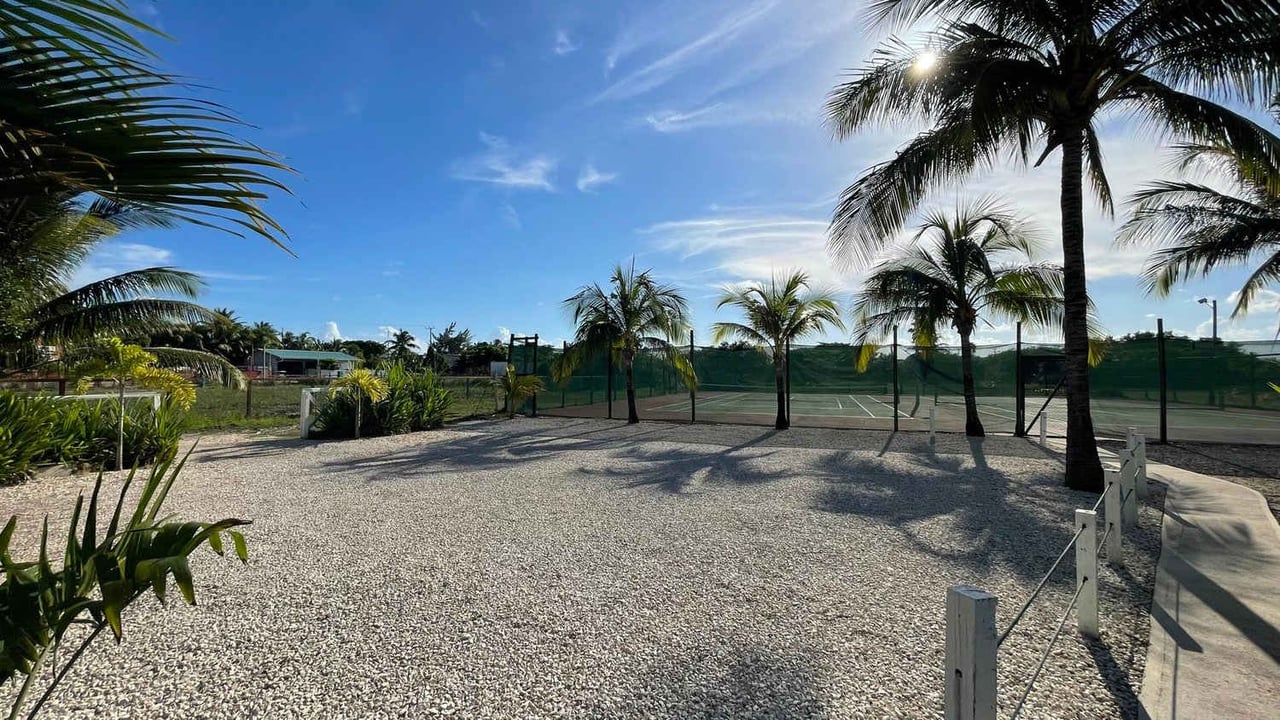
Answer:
520;335;1280;444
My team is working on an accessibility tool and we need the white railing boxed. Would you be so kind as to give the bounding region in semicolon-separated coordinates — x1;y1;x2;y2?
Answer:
299;386;330;439
946;430;1147;720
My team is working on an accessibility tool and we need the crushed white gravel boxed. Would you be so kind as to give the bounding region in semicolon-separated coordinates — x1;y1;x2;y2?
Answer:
1;417;1163;719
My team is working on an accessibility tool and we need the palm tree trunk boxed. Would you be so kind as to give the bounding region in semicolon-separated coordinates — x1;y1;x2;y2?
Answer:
774;351;788;430
959;330;984;437
354;395;362;439
116;379;125;471
625;353;639;423
1060;124;1104;491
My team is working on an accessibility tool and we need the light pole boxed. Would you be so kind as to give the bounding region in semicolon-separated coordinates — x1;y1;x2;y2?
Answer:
1197;297;1218;340
1198;297;1221;408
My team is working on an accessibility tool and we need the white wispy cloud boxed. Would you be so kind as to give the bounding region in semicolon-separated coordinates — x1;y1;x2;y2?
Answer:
341;89;364;118
194;270;269;281
576;163;618;192
644;102;813;132
641;212;854;292
595;0;778;102
452;132;556;191
68;242;174;289
501;202;522;229
553;29;580;56
323;321;343;341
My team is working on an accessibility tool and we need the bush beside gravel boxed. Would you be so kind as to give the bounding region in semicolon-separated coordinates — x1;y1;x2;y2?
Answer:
0;418;1162;719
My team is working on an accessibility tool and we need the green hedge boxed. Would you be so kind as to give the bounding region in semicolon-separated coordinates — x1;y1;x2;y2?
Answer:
0;392;184;483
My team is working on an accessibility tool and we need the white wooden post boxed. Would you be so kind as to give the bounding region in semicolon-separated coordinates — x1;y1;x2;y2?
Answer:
929;403;937;444
1118;449;1138;528
1075;509;1099;639
1038;413;1047;445
1133;433;1148;499
1104;469;1123;567
945;586;997;720
300;389;312;439
1126;426;1136;449
151;392;161;412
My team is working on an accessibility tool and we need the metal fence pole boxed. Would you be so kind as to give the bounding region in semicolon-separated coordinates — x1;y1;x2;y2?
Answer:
785;338;792;426
607;351;614;420
1075;509;1099;639
1015;321;1025;436
1105;469;1123;567
1157;318;1168;444
1039;413;1048;445
892;326;900;432
531;334;539;417
929;403;937;445
562;341;568;408
690;329;696;424
245;378;253;418
944;586;997;720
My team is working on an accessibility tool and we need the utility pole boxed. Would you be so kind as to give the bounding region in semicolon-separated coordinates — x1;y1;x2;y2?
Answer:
1197;298;1217;340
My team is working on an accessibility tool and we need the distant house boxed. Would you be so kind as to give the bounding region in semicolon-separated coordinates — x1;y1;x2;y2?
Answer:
251;349;358;379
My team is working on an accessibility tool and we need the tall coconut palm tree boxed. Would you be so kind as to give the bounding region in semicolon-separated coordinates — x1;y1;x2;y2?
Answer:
1120;143;1280;315
0;0;293;248
554;262;696;424
384;330;419;364
852;203;1071;437
825;0;1280;490
711;271;845;429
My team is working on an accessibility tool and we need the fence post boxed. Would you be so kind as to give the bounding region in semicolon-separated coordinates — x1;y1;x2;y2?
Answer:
1015;321;1024;436
607;351;614;420
299;389;312;439
944;586;997;720
1157;318;1168;444
1104;469;1123;567
1133;433;1148;499
1075;509;1099;639
689;329;696;424
892;326;900;432
245;378;253;418
1118;449;1138;528
1038;413;1047;445
929;403;937;445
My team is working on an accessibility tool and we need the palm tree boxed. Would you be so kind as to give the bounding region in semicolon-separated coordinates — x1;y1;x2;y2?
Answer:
0;199;217;367
494;364;546;419
384;330;419;364
330;368;388;439
0;0;293;248
1120;143;1280;315
711;271;844;429
824;0;1280;490
852;203;1070;437
554;262;696;423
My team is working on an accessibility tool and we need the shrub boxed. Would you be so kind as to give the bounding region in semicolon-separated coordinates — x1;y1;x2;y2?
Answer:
0;394;57;484
313;364;453;439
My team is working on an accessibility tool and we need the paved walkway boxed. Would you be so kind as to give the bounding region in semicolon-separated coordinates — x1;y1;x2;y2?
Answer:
1137;462;1280;719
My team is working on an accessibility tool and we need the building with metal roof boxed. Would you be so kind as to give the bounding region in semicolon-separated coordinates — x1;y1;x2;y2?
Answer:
251;349;359;378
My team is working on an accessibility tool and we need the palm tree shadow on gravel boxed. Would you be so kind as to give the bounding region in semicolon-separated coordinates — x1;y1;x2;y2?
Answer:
575;431;790;493
811;450;1090;584
582;645;828;719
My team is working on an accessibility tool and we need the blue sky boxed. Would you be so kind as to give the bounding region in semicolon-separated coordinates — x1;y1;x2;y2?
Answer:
77;0;1280;348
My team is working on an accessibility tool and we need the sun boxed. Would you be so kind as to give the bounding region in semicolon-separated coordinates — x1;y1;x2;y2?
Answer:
914;50;939;74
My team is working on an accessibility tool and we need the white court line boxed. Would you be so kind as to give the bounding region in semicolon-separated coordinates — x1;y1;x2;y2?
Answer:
650;391;746;412
864;394;909;418
836;397;844;410
847;395;874;418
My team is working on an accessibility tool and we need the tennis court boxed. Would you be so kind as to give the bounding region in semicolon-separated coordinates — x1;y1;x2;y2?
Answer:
541;388;1280;443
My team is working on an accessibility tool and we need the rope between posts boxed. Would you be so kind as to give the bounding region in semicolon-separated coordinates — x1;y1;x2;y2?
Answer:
1096;523;1114;560
1007;580;1088;720
1092;480;1115;513
1122;487;1134;503
996;525;1086;648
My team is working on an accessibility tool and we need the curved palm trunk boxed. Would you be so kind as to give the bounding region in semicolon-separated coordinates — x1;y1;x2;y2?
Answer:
959;331;984;437
624;352;639;423
1060;126;1104;491
774;350;789;430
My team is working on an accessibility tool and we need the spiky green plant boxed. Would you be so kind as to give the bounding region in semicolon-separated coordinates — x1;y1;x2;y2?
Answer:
494;364;545;419
825;0;1280;489
554;262;696;423
330;368;388;439
1;449;249;720
711;271;844;429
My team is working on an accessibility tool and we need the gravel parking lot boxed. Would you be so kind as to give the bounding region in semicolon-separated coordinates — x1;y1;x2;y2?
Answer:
1;418;1162;719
